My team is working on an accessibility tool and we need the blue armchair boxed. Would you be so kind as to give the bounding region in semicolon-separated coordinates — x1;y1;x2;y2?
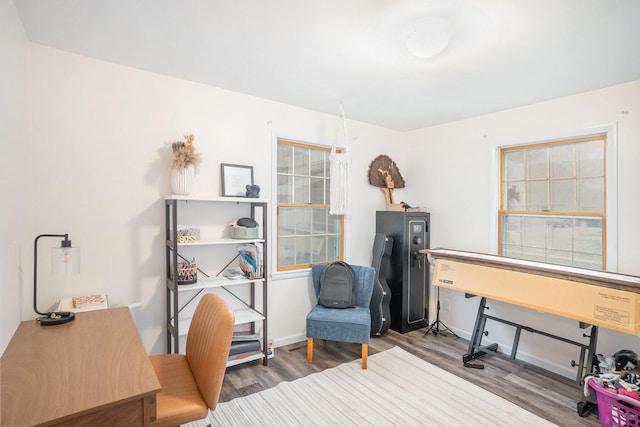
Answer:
306;263;375;369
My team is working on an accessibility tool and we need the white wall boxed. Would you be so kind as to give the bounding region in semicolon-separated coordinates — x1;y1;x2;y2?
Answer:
0;0;29;350
407;80;640;377
22;44;403;355
3;14;639;380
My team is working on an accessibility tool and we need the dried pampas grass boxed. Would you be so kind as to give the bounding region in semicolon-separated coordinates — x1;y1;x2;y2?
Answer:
171;134;202;171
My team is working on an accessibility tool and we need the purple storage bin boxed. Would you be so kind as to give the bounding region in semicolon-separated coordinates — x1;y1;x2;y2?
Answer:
589;378;640;427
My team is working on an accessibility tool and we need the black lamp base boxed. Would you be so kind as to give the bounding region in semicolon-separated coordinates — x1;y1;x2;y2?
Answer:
38;311;75;326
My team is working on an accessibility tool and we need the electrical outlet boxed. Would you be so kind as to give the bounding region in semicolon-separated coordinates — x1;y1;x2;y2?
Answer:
441;299;451;311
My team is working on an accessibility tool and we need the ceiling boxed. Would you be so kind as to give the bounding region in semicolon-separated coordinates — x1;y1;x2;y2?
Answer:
14;0;640;131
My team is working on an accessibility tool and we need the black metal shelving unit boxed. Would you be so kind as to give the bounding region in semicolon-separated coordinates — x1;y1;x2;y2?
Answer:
164;196;269;366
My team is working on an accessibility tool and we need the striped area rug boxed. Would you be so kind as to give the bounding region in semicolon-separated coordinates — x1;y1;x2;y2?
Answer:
187;346;558;427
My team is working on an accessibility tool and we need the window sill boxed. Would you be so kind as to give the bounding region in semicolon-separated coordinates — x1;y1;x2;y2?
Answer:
270;268;311;281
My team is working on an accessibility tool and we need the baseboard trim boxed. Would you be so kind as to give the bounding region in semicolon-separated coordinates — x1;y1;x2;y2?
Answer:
273;333;306;349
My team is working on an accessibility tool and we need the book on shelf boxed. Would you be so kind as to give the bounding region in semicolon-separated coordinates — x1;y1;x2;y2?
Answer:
229;340;261;355
228;350;263;361
228;337;274;359
232;331;261;341
228;339;275;360
228;340;261;361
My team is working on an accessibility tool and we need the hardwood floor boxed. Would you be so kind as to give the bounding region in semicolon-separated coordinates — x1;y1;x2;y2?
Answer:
220;328;601;426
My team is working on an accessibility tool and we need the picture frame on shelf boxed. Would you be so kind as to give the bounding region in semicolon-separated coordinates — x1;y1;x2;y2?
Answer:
221;163;253;197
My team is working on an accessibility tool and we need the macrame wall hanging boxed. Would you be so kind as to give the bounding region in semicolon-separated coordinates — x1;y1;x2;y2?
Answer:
329;102;352;215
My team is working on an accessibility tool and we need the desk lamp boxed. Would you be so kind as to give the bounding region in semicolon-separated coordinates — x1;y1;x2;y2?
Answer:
34;233;80;326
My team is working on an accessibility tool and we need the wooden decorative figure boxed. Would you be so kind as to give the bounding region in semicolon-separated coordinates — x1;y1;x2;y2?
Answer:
367;155;405;207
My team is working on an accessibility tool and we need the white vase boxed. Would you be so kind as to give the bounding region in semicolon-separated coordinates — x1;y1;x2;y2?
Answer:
171;165;194;195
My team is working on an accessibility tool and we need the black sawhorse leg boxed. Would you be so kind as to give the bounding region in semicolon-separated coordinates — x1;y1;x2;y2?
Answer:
462;296;599;385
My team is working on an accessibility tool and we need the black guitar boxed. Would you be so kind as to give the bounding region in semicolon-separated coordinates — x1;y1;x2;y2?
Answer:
370;233;393;336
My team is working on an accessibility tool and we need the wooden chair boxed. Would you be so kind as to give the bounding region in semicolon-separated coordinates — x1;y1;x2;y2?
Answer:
150;293;234;427
306;264;375;369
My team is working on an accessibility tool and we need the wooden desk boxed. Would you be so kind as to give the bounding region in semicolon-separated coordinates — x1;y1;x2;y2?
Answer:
1;307;161;426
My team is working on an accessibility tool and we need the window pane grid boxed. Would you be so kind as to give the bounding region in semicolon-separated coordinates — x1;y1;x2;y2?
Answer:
279;150;329;206
277;140;343;271
501;214;603;269
500;136;605;269
503;138;604;214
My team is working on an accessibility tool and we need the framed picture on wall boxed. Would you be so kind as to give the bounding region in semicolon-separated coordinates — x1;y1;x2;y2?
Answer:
221;163;253;197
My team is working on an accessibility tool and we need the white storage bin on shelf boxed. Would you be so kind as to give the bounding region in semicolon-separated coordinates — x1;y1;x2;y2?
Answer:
164;196;269;367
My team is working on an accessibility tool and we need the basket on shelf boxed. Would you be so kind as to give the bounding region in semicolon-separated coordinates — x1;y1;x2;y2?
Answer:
589;377;640;427
177;260;197;285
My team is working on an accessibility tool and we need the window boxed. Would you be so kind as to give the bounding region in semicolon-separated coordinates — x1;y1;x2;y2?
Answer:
499;135;606;269
276;139;344;271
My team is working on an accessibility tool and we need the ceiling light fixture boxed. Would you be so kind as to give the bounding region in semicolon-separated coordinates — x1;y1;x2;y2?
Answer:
406;18;450;59
366;2;495;63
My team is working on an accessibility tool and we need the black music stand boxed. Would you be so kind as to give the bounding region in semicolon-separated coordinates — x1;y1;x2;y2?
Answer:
424;285;459;337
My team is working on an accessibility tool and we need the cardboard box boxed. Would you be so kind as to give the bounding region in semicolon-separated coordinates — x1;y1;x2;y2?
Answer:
432;259;640;335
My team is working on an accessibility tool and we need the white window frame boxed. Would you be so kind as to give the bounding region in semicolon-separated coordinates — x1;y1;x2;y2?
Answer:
489;123;618;271
269;130;351;281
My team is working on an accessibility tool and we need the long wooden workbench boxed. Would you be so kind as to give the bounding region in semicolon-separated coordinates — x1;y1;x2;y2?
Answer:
421;248;640;385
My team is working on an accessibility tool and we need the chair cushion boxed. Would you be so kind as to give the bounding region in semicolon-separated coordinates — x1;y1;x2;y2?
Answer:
149;354;208;427
306;305;371;344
